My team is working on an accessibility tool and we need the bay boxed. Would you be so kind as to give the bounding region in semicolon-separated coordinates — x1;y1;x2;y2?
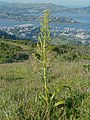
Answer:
0;19;39;27
52;13;90;30
0;13;90;30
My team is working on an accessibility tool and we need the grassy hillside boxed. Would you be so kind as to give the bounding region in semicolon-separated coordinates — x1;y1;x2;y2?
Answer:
0;39;90;119
0;38;90;63
0;58;90;119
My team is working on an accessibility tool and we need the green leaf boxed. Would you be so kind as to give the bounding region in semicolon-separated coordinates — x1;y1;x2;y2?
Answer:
39;94;46;102
50;86;64;103
54;100;65;107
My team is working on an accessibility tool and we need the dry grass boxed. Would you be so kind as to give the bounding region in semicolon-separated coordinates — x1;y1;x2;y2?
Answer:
0;58;90;119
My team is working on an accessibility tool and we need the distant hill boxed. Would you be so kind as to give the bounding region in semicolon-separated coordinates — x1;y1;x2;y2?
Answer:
0;1;8;5
79;6;90;13
0;1;3;3
0;2;90;13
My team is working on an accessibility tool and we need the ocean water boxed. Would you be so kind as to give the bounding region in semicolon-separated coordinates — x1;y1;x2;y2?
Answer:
0;13;90;30
0;19;39;27
53;13;90;23
52;13;90;30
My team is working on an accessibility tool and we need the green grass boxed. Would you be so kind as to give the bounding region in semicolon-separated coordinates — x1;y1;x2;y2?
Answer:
0;39;90;119
0;58;90;119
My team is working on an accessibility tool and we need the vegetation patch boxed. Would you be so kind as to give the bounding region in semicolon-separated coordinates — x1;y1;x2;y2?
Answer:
52;44;90;61
0;41;30;63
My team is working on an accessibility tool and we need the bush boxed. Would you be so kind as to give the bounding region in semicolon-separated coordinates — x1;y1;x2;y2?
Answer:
0;42;25;63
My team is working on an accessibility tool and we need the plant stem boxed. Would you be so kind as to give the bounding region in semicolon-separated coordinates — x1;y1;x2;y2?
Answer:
38;10;51;119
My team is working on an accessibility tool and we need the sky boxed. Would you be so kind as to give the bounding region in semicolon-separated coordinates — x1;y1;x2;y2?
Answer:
3;0;90;8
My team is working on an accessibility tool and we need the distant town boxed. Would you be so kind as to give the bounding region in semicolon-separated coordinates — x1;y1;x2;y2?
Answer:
0;24;90;45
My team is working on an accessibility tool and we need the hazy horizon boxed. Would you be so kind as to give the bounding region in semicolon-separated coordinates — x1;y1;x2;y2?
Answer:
2;0;90;8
